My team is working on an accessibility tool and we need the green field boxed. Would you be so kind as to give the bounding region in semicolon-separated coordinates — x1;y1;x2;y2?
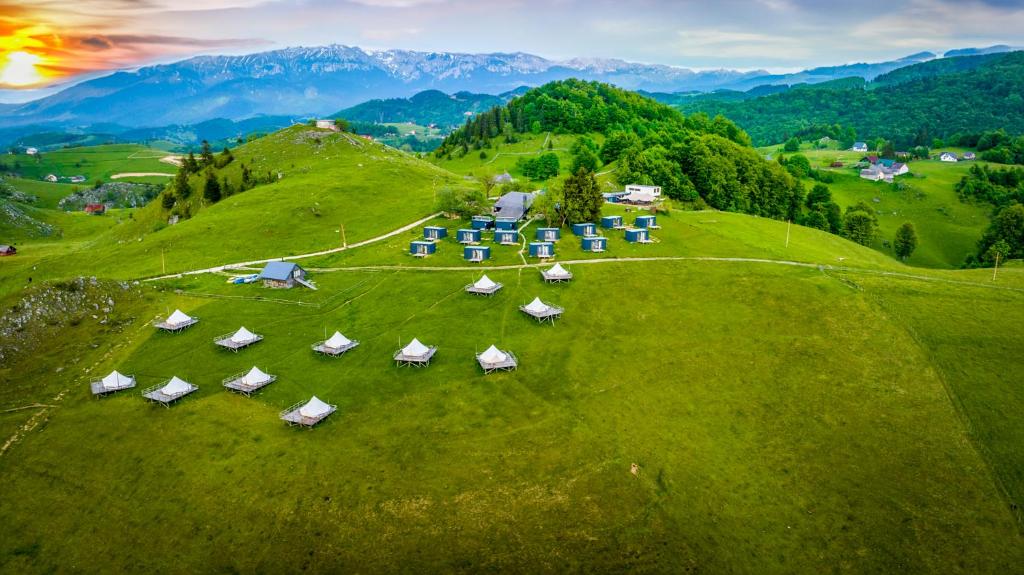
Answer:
6;144;175;184
429;132;606;182
1;127;1023;572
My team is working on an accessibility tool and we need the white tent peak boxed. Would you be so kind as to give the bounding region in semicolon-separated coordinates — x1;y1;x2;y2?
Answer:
479;344;507;364
324;331;351;349
161;376;191;396
525;297;550;314
299;396;332;418
402;338;430;357
474;275;497;290
231;326;256;344
166;309;192;326
243;366;271;386
547;263;569;277
102;370;132;390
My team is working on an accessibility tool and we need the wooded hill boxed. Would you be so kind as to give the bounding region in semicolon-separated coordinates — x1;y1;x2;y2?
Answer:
671;51;1024;147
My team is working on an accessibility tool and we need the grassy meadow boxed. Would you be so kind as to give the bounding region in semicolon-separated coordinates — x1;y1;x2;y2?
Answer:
1;129;1022;572
7;144;174;183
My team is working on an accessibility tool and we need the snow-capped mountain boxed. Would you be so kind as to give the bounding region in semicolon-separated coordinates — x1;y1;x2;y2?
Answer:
0;44;937;128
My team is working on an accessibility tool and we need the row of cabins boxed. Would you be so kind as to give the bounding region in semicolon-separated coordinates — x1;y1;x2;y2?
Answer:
412;214;659;261
940;151;976;162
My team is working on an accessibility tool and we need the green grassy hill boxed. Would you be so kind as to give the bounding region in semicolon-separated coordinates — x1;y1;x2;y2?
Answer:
5;144;175;184
1;122;1023;572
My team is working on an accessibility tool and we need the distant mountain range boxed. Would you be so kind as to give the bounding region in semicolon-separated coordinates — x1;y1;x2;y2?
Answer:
1;44;1015;131
334;88;525;128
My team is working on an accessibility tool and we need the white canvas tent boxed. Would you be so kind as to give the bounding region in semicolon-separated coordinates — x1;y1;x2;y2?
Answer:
154;309;198;332
223;366;276;395
280;395;337;426
91;369;136;396
312;330;359;356
243;366;272;386
465;274;503;296
476;344;518;373
541;263;573;283
394;337;437;367
231;326;257;344
215;326;263;351
520;297;564;324
142;375;197;405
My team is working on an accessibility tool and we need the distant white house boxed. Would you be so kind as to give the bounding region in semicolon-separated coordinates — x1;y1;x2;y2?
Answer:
860;167;888;182
852;142;868;152
963;152;977;160
69;175;86;183
859;159;908;183
44;174;57;182
25;147;38;156
315;120;339;131
940;152;958;162
622;184;662;203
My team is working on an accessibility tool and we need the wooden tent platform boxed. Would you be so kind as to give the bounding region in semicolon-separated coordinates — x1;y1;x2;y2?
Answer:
222;372;277;396
213;332;263;352
393;347;438;367
153;318;198;332
519;304;564;324
541;271;573;283
465;282;503;296
279;401;336;427
89;376;136;396
141;381;198;406
477;350;518;373
311;340;360;356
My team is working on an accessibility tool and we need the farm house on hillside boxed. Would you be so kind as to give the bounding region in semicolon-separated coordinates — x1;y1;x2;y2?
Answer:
0;245;16;256
852;142;868;152
940;152;958;162
621;184;662;204
84;204;106;215
45;174;58;182
315;119;340;131
258;261;312;289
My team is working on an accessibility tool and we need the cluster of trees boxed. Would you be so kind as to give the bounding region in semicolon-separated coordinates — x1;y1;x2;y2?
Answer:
161;140;275;215
955;164;1024;207
796;181;918;258
940;129;1024;165
954;164;1024;266
516;153;560;180
676;52;1024;147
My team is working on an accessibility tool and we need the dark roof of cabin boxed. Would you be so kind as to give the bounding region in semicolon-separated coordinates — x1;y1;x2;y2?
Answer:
259;261;303;281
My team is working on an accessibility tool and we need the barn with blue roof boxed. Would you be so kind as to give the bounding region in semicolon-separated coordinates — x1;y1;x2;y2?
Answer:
259;261;310;289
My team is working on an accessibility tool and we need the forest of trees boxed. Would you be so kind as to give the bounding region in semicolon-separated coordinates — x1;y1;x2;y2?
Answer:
675;51;1024;148
955;164;1024;265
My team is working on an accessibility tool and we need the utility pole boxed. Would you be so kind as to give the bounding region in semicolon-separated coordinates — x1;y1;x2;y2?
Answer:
161;248;166;274
340;223;347;248
785;220;791;248
993;252;1000;281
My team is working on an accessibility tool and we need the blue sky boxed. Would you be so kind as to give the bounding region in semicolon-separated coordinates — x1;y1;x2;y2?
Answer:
2;0;1023;100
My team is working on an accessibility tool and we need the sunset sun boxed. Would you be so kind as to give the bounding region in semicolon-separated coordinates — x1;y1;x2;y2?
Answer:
0;51;45;87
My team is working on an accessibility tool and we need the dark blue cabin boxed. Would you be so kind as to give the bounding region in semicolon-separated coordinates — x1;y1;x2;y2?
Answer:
457;229;482;244
529;242;555;258
625;228;650;243
495;217;518;231
582;236;607;252
464;245;491;262
634;215;657;228
535;227;561;241
423;226;448;240
494;230;518;245
571;223;596;236
601;215;623;229
410;240;437;256
471;216;494;230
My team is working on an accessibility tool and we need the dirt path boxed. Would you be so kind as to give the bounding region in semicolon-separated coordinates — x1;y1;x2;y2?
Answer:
142;212;444;282
111;172;174;179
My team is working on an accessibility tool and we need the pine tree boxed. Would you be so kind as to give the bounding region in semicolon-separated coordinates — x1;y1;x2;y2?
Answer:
200;140;214;167
173;166;192;198
203;170;221;203
561;168;603;225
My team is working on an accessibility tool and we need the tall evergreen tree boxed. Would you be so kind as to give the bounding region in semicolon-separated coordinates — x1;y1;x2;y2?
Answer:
560;168;603;225
894;222;918;260
203;170;221;203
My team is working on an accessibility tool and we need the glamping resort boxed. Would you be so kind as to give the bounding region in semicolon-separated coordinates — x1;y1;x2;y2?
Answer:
464;245;491;262
602;215;624;229
214;326;263;352
625;228;653;243
154;309;198;332
520;297;564;324
582;236;607;253
457;229;482;244
465;274;503;296
223;366;276;396
541;263;573;283
142;376;198;406
424;226;448;240
258;261;313;289
536;227;561;241
394;338;438;367
90;370;136;396
410;240;436;257
571;223;596;236
471;215;494;230
529;241;555;258
476;344;518;374
312;331;360;356
280;396;336;427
